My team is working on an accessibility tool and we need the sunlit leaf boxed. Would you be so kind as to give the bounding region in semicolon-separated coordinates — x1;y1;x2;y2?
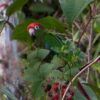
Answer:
93;43;100;58
51;55;65;68
7;0;28;16
59;0;93;24
12;19;35;44
73;89;87;100
37;49;50;60
86;84;100;99
32;79;44;98
94;18;100;33
49;70;63;79
82;84;98;100
39;63;55;78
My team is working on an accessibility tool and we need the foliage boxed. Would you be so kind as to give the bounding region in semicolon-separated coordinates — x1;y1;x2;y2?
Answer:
94;18;100;33
7;0;28;16
59;0;93;24
23;40;85;99
0;0;100;99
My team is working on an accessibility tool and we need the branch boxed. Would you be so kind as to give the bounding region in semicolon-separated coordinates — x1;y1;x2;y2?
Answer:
61;55;100;100
93;14;100;19
86;5;93;82
77;5;92;46
86;3;97;82
77;19;92;46
0;17;9;35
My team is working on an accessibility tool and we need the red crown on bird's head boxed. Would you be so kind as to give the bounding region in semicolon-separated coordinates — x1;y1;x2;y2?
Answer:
27;22;42;30
27;22;44;37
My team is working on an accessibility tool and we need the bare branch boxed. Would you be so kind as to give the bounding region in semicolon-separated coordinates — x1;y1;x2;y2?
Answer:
62;55;100;100
0;17;9;35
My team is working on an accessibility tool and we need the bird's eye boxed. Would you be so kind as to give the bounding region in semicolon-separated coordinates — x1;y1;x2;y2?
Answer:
34;26;39;30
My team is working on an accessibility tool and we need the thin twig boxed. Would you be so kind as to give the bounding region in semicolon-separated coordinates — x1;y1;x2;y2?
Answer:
6;20;14;29
77;18;92;46
77;6;93;47
86;3;96;82
0;17;9;35
86;5;93;82
73;22;81;31
61;55;100;100
93;15;100;19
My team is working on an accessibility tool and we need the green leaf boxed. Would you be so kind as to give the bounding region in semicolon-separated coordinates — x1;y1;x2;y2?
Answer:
27;53;40;65
32;79;44;98
93;43;100;58
59;0;93;24
51;55;65;68
0;21;4;30
12;19;35;44
73;31;80;42
49;70;63;79
82;84;98;100
93;34;100;44
17;11;25;22
73;89;87;100
7;0;28;16
38;16;66;33
93;62;100;72
27;48;50;61
39;63;55;78
64;66;79;79
30;3;54;14
24;61;41;82
86;84;100;99
94;18;100;33
37;49;50;60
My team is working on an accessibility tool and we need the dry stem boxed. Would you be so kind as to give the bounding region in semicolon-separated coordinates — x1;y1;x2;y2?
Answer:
62;55;100;100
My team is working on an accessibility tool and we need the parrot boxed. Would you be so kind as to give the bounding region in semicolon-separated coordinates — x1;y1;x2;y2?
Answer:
27;22;64;53
27;22;64;61
27;22;44;38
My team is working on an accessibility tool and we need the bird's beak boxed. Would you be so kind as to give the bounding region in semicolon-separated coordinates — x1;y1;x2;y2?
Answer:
28;28;35;36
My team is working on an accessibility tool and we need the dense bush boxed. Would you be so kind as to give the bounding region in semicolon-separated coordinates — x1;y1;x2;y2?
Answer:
0;0;100;100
